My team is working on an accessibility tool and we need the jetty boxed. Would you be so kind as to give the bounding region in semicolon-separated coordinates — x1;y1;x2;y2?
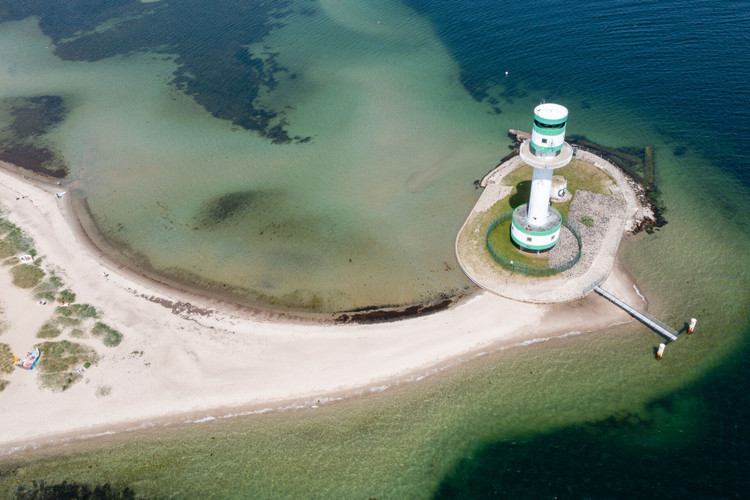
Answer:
593;286;679;342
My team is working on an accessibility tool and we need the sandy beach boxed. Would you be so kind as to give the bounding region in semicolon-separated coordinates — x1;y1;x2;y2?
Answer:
0;163;643;454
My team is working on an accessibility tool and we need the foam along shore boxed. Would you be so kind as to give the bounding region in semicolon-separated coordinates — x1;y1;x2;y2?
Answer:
0;162;644;453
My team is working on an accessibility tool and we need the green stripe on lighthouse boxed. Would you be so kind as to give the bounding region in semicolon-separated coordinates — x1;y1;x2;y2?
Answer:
532;122;566;136
533;113;567;125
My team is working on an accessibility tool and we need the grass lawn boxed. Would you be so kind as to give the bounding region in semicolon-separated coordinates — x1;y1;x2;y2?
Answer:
486;219;549;266
500;159;614;219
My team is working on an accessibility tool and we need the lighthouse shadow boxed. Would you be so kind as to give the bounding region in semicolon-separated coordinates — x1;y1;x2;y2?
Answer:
509;180;532;209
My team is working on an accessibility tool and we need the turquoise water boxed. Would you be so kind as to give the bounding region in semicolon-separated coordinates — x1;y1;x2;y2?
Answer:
0;0;749;497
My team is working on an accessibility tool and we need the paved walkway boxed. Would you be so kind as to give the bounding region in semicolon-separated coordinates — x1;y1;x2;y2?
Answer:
455;149;640;303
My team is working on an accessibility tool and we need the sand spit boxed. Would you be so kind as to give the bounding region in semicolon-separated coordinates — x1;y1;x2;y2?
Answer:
0;163;642;453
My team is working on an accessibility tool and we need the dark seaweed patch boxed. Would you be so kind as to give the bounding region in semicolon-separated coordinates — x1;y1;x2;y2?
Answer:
0;95;69;177
0;144;67;178
12;479;135;499
194;191;264;229
9;96;66;139
0;0;312;143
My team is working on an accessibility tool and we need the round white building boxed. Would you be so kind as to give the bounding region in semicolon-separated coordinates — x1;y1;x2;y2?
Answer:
511;103;573;252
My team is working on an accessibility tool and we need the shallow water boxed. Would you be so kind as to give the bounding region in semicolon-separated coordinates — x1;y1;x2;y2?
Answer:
0;0;749;497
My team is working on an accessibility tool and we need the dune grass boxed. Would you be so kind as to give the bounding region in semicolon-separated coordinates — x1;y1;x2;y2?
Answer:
57;289;76;304
56;303;99;319
0;343;14;374
37;321;62;339
0;208;35;258
91;322;123;347
11;264;45;288
33;272;64;301
37;340;99;392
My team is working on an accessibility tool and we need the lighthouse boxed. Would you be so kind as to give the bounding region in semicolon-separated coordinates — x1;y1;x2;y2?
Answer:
510;103;573;252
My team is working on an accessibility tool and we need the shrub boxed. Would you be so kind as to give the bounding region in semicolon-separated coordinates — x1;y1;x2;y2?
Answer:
11;264;45;288
91;322;123;347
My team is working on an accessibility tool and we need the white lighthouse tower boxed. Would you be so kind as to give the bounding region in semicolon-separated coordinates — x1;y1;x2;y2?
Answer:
510;103;573;252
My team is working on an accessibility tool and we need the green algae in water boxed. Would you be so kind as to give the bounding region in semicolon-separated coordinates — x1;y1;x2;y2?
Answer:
2;319;747;498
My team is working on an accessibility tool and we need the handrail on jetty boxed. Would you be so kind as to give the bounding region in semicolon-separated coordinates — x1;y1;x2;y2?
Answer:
594;286;679;342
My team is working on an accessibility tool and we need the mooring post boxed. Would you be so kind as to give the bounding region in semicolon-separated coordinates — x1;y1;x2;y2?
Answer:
656;343;666;360
688;318;697;334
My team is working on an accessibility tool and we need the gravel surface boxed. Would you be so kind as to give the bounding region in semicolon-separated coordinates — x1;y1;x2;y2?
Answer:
549;190;625;277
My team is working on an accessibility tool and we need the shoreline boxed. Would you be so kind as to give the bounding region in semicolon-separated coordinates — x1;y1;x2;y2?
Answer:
0;163;645;455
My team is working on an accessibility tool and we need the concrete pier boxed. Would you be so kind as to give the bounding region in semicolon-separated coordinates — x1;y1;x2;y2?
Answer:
594;286;679;341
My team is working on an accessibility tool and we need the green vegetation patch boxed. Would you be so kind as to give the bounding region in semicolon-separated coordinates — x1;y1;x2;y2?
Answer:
11;263;45;288
580;215;595;227
57;303;99;319
36;321;62;339
57;316;82;328
91;322;123;347
96;384;113;398
37;340;98;392
69;327;85;338
33;272;65;301
0;343;14;374
57;289;76;304
3;256;19;266
0;216;15;236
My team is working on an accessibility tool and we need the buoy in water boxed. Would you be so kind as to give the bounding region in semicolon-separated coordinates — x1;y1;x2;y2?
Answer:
656;343;666;360
688;318;697;334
